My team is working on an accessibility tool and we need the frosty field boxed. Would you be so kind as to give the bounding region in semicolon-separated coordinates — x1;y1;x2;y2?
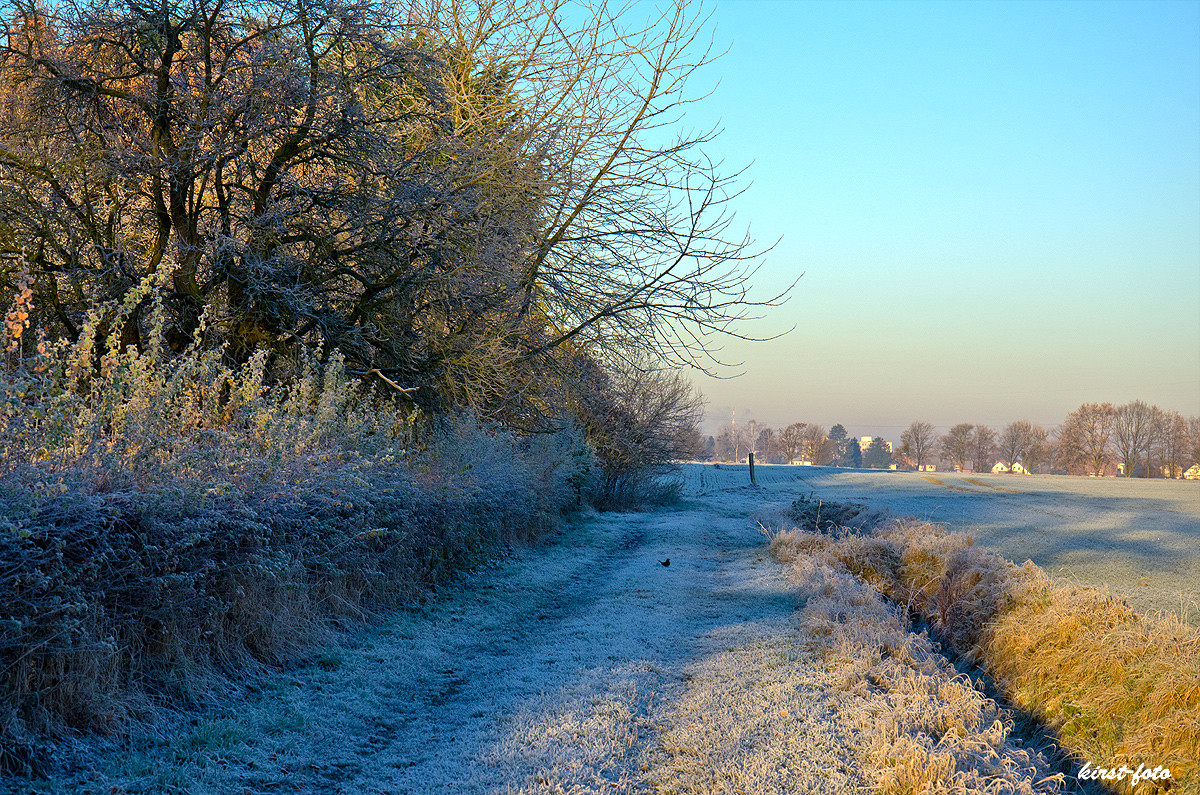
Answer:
682;464;1200;622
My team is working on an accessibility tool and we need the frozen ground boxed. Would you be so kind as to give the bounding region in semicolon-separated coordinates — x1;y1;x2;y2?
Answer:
31;489;869;795
682;463;1200;622
16;473;1113;795
14;474;1093;794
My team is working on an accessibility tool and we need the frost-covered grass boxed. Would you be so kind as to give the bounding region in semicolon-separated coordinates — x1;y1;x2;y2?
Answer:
783;553;1063;795
8;450;1185;793
768;516;1200;794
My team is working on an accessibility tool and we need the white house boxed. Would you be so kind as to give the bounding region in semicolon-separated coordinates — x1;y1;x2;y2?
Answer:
992;461;1027;474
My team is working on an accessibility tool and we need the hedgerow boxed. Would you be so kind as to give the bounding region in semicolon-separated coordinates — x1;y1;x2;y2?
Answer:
0;272;593;774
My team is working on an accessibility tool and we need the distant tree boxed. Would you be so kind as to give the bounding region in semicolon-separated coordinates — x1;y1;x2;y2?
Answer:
714;428;735;462
829;423;849;466
971;425;997;473
1189;416;1200;473
754;426;776;458
732;419;753;462
800;424;831;465
846;437;863;468
1023;424;1052;474
998;421;1034;472
940;423;974;472
898;421;937;471
778;422;806;465
1057;402;1116;476
1156;411;1189;478
701;436;716;462
1114;400;1156;477
863;437;893;469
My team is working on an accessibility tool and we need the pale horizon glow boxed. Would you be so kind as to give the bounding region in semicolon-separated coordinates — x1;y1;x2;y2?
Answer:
678;0;1200;441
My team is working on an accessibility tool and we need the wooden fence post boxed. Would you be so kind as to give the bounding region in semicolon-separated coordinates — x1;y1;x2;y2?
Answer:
748;451;757;486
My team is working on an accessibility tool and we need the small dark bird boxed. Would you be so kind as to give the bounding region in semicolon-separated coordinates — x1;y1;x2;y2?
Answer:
658;558;670;567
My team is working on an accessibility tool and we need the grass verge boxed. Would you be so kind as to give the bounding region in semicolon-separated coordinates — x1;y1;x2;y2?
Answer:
767;512;1198;794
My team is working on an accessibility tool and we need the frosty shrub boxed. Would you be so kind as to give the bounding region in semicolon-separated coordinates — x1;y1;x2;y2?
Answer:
0;276;591;770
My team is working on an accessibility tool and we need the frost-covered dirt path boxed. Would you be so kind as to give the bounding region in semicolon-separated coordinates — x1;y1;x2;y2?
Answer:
62;485;867;794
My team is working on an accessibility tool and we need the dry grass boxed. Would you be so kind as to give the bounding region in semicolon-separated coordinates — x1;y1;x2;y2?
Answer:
962;478;1019;494
986;580;1200;790
769;512;1200;794
780;549;1063;794
920;475;976;493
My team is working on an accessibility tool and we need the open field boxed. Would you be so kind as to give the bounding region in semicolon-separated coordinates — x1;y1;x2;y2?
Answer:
681;464;1200;622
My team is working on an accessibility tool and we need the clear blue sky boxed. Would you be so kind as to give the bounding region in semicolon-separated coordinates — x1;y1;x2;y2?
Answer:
680;0;1200;441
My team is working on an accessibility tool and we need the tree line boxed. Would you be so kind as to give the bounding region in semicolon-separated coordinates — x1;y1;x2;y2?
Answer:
703;400;1200;479
706;421;894;469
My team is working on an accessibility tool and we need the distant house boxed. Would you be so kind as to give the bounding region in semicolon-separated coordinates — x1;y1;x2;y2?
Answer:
992;461;1027;474
919;464;937;472
1184;464;1200;481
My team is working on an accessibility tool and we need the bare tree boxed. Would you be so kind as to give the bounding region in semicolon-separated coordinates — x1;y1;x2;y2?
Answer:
1023;424;1052;474
1057;402;1116;476
971;425;997;472
898;421;936;471
713;427;735;462
1143;404;1167;477
732;417;753;462
415;0;792;374
0;0;787;419
1156;411;1190;478
1113;400;1155;477
1189;416;1200;474
940;423;973;472
778;422;805;465
800;424;830;465
576;362;704;497
997;421;1037;473
754;426;776;462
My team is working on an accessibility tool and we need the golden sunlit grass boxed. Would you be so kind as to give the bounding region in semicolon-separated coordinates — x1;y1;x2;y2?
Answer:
778;547;1063;794
962;478;1020;494
919;475;976;492
770;516;1200;794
